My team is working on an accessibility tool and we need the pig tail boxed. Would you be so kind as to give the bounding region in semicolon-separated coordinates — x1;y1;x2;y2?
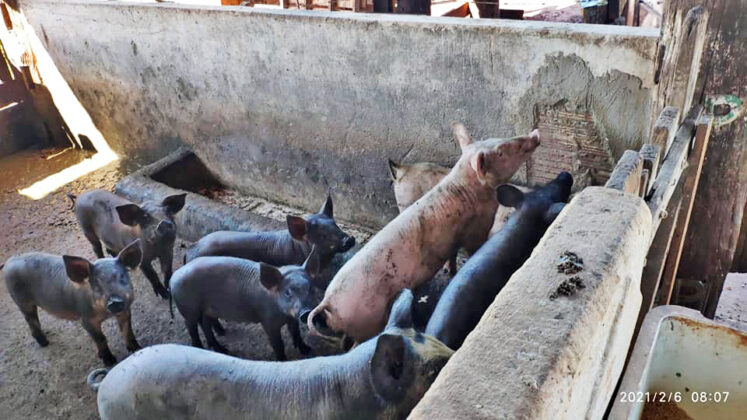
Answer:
87;368;109;392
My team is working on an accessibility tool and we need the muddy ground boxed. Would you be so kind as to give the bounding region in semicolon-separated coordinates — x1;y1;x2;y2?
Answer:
0;149;342;419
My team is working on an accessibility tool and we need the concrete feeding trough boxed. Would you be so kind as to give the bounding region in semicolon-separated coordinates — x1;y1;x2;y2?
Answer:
611;305;747;420
116;148;285;242
116;147;373;242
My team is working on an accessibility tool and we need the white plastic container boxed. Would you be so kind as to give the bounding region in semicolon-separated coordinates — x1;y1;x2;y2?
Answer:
610;305;747;419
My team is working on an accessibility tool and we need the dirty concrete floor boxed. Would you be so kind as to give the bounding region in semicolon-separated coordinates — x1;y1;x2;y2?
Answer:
0;150;336;419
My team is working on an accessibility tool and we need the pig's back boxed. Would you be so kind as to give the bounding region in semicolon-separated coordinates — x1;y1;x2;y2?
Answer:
325;185;471;339
171;257;267;322
3;253;87;318
191;230;298;266
97;344;380;420
75;190;139;251
76;190;129;224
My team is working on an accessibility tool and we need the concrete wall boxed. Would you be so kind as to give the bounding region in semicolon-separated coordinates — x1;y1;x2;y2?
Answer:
411;187;653;419
22;0;659;227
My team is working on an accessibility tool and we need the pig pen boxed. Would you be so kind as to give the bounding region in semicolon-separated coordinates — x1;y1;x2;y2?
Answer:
1;0;675;418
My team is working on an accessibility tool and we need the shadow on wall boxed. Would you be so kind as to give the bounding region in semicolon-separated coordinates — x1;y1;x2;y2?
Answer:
0;0;118;199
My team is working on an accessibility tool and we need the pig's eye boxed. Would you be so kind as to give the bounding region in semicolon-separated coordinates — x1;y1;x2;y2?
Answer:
498;150;504;157
284;289;292;298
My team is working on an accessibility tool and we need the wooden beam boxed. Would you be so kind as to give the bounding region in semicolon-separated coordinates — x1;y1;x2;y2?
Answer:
472;1;499;19
605;150;643;195
583;3;608;24
498;9;523;19
732;201;747;272
660;114;713;304
396;0;430;14
652;4;708;136
625;0;636;25
607;0;621;22
646;108;700;236
639;196;682;325
650;107;680;155
676;0;747;318
639;144;661;196
373;0;393;13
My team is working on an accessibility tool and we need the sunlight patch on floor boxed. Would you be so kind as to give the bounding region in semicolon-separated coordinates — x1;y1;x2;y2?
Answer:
16;12;119;199
18;152;117;199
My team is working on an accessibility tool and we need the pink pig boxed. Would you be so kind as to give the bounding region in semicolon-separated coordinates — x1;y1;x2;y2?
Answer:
307;123;540;341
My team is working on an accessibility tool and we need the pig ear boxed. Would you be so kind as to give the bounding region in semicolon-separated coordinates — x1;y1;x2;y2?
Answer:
162;193;186;215
496;185;525;208
386;289;414;330
62;256;91;284
452;122;473;151
287;216;308;241
318;194;333;218
117;240;142;269
387;159;400;182
544;203;566;225
302;246;321;276
259;263;283;292
370;334;414;402
116;204;145;226
470;151;486;180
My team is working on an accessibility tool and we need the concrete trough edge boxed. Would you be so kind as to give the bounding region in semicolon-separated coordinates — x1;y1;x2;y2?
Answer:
114;148;284;242
411;187;653;419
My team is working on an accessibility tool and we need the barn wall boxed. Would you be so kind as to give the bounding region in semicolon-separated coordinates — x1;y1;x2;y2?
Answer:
21;0;659;226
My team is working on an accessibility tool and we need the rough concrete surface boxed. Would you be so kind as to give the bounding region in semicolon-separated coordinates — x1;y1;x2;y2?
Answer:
0;152;346;419
410;187;652;419
21;0;658;227
715;272;747;330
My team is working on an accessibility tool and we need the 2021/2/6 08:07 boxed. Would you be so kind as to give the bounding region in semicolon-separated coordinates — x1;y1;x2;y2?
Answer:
618;391;730;403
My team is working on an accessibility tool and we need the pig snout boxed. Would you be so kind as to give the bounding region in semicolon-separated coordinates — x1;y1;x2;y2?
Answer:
307;306;342;339
523;130;541;153
298;308;312;324
106;296;127;314
341;236;355;252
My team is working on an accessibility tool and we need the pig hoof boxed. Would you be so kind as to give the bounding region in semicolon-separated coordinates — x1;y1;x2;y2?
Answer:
34;335;49;347
154;287;170;300
102;353;117;367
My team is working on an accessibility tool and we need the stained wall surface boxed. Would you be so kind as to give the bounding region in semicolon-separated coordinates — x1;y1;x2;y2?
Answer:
22;0;659;226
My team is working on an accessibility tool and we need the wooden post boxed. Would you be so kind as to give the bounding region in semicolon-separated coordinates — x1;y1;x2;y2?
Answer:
672;0;747;317
373;0;392;13
605;150;643;195
583;3;608;24
640;197;681;320
639;144;661;196
647;109;699;236
607;0;621;22
396;0;430;15
650;107;680;155
625;0;637;25
652;5;708;131
659;114;713;304
733;204;747;272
